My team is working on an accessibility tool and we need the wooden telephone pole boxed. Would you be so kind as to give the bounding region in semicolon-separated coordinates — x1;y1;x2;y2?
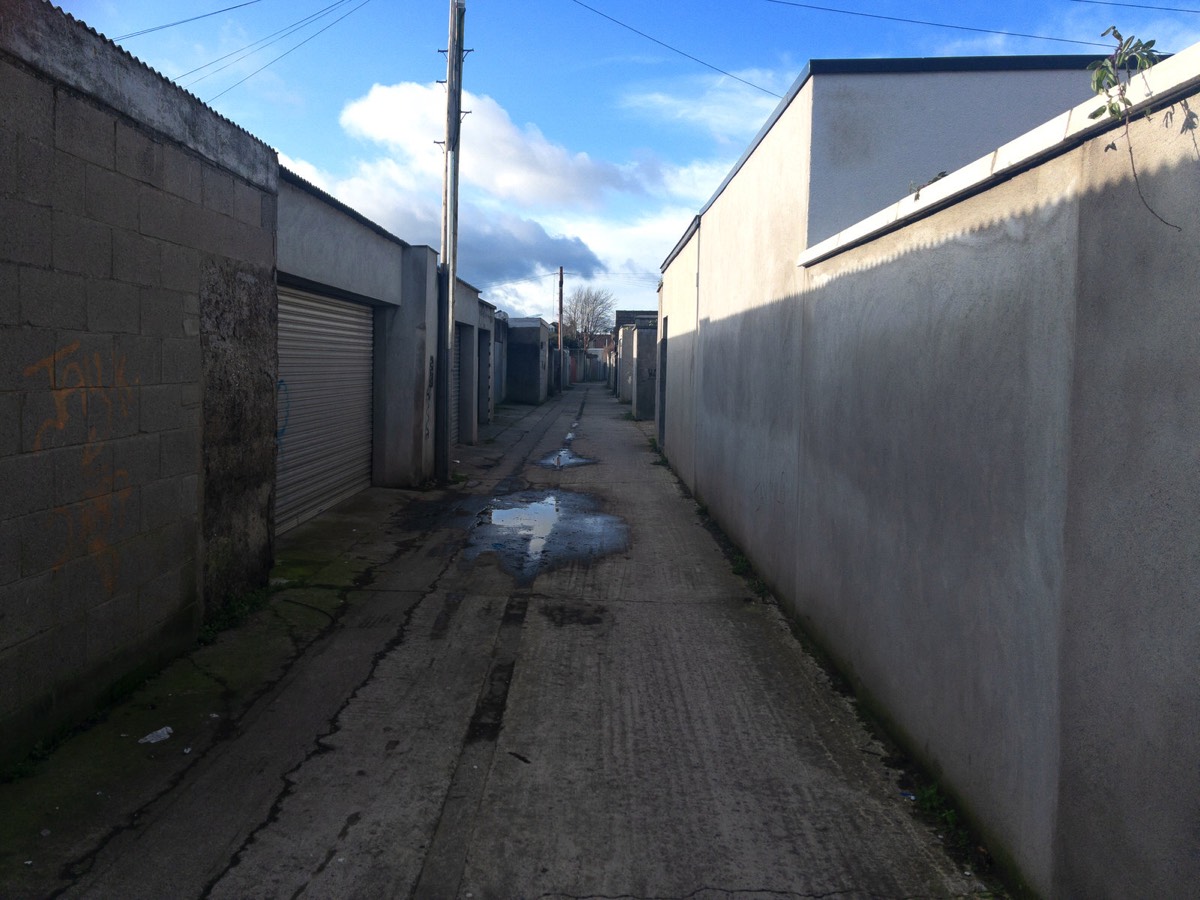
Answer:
435;0;466;483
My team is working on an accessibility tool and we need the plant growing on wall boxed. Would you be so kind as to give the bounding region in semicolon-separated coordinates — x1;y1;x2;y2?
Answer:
1088;26;1181;230
1088;26;1159;121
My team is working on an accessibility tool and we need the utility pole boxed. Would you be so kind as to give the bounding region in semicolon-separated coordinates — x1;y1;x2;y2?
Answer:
558;266;564;391
436;0;466;483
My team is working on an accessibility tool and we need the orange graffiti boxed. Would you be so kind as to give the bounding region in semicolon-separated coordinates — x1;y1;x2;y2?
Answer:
24;342;138;595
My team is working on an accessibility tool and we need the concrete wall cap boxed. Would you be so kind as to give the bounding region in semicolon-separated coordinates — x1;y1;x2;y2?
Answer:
2;0;275;190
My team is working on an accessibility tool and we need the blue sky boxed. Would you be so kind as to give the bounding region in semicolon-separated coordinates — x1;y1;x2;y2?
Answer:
57;1;1200;318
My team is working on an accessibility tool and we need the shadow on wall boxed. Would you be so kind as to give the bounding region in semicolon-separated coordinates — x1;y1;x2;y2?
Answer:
659;151;1200;899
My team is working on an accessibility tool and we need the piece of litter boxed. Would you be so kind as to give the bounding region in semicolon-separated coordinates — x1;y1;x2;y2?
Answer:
40;829;50;837
24;860;32;866
209;713;220;719
183;747;192;755
138;726;173;744
337;858;345;864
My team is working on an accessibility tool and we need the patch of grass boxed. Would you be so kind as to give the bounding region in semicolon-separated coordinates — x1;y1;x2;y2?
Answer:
622;411;635;420
198;589;269;646
696;502;709;518
731;553;751;576
648;437;659;452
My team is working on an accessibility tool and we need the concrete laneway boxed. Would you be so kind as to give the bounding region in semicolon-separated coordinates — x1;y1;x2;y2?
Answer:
1;386;991;899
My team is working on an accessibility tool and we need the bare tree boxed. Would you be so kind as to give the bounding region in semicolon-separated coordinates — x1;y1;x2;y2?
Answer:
564;286;615;351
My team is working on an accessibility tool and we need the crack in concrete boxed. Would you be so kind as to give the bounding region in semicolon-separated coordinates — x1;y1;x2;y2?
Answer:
49;604;347;897
198;549;456;899
290;811;363;899
276;595;339;624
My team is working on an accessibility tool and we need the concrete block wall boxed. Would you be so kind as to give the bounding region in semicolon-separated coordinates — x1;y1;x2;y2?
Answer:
0;0;277;766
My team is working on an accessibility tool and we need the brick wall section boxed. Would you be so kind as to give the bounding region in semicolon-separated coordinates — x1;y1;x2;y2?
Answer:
0;13;277;765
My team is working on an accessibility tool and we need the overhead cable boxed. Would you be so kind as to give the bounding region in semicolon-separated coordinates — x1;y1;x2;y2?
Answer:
567;0;783;98
1070;0;1200;12
206;0;373;102
484;271;592;290
181;0;356;85
114;0;268;41
764;1;1114;49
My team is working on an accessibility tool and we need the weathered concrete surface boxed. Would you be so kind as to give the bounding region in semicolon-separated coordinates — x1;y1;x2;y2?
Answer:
0;388;987;899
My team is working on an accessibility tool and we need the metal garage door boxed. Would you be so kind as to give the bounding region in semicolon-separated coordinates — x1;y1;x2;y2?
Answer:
275;287;373;533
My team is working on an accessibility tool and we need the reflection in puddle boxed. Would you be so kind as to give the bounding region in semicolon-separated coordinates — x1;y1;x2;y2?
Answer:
538;447;595;468
465;491;629;584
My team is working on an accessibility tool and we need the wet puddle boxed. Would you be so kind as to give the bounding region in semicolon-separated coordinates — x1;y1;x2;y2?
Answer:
464;490;629;584
537;447;594;468
537;428;595;468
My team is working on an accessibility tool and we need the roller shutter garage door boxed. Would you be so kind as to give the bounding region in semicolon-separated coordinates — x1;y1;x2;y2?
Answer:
275;287;373;533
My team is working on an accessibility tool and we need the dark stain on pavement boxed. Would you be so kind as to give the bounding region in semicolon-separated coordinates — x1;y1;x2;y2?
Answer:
465;597;528;744
429;591;463;639
539;602;606;627
463;490;629;585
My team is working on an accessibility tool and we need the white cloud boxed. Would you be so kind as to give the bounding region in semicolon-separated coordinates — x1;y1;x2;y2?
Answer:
278;79;746;320
340;82;637;208
277;152;331;192
621;69;786;146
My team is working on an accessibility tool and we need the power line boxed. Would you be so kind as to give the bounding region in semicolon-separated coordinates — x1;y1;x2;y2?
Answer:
764;1;1114;49
1069;0;1200;12
206;0;373;102
181;0;355;85
114;0;269;41
567;0;782;98
483;271;584;290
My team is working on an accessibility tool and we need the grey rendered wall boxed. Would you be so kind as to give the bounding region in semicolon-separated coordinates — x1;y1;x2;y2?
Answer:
796;161;1079;891
506;322;548;405
277;175;402;305
658;233;699;487
691;77;812;608
807;68;1095;246
617;326;634;403
663;65;1200;898
375;245;438;486
1053;114;1200;899
0;0;277;765
631;324;656;421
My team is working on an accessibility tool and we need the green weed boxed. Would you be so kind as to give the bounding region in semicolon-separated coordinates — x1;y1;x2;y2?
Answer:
198;589;269;646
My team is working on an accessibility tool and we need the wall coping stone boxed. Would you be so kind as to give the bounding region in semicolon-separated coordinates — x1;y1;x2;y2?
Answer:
1;0;276;191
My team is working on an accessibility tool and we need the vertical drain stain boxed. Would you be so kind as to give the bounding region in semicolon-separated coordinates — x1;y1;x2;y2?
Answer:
413;594;530;898
466;597;528;743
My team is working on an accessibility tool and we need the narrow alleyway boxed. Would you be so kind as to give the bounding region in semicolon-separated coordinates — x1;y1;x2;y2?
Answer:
1;386;990;899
